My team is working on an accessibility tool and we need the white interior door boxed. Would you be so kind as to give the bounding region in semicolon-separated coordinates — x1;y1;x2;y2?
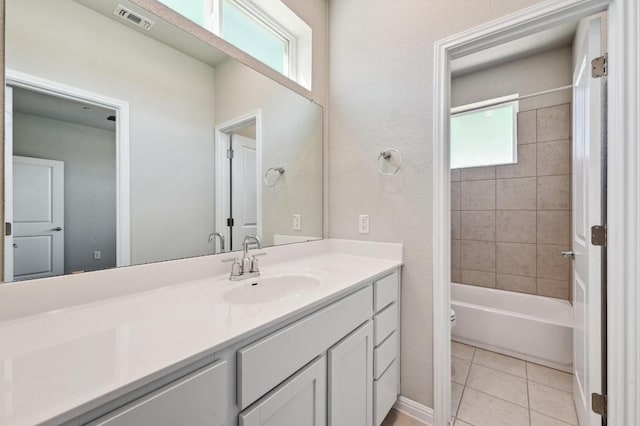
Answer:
231;135;257;250
572;16;603;426
12;156;65;281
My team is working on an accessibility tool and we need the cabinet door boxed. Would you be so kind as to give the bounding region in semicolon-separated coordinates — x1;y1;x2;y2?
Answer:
88;360;228;426
239;356;326;426
328;321;373;426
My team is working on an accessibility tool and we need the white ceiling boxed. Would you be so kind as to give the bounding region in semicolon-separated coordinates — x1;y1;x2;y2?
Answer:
12;87;116;131
451;21;579;77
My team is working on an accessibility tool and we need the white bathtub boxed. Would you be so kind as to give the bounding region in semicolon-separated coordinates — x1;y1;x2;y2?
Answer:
452;282;573;372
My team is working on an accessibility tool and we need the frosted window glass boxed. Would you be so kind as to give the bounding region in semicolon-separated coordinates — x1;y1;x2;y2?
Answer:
450;103;517;169
157;0;207;26
222;0;287;74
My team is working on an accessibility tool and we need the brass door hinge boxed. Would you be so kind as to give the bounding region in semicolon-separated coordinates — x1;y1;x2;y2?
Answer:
592;392;607;416
592;54;608;78
591;225;607;246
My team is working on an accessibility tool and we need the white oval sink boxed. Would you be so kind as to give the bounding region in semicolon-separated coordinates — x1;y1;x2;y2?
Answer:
224;274;322;305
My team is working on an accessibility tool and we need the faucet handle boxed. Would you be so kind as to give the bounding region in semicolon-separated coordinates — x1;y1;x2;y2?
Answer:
250;255;260;273
230;259;242;277
252;252;267;257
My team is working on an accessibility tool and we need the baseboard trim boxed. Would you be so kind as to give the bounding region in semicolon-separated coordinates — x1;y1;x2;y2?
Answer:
393;395;434;425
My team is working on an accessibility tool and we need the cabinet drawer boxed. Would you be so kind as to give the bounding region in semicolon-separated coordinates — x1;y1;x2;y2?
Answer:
373;272;398;312
374;331;397;380
238;286;373;409
374;302;397;346
374;359;398;426
88;360;228;426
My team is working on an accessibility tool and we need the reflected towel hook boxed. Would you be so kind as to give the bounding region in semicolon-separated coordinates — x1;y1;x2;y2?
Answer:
376;148;402;176
264;167;285;187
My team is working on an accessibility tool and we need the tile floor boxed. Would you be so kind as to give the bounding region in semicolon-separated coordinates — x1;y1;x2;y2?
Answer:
451;341;578;426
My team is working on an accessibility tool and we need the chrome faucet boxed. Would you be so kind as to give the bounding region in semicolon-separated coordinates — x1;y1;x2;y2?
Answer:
208;232;225;254
227;235;265;281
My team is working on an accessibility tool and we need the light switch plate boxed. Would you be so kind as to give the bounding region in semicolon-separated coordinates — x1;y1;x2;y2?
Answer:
93;251;101;260
358;215;370;234
293;214;301;231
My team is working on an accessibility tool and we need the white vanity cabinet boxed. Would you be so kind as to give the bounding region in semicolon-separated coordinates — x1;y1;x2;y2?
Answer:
87;360;228;426
239;356;327;426
65;268;401;426
328;321;374;426
372;272;401;426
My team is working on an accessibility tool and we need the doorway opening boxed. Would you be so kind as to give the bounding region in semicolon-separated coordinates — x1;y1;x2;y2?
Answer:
431;2;620;425
4;70;131;281
214;111;262;252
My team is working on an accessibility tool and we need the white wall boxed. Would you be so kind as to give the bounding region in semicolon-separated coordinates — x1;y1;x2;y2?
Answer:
452;46;573;111
13;113;117;274
328;0;549;408
7;0;217;265
215;58;323;246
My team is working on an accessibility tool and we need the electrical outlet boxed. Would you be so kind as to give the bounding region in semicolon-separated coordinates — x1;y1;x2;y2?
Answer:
293;214;301;231
93;251;101;260
358;215;370;234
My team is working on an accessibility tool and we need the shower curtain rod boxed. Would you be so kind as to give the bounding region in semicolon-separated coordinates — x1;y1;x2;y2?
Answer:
451;84;574;114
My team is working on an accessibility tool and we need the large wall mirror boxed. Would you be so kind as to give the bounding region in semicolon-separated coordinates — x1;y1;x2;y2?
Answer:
3;0;323;282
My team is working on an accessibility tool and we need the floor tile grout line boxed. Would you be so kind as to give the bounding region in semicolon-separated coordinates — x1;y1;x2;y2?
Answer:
460;386;532;415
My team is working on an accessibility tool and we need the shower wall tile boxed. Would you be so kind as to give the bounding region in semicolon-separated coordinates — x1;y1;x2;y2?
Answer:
461;166;496;181
461;211;496;241
517;110;537;144
537;175;571;210
537;140;571;176
537;278;569;299
452;240;461;269
461;240;496;272
496;211;536;243
452;210;461;240
496;242;537;277
451;103;572;300
452;182;462;210
496;274;537;295
537;104;571;142
451;268;461;283
537;245;571;281
461;270;496;288
496;144;537;179
461;180;496;211
537;211;571;245
496;177;537;210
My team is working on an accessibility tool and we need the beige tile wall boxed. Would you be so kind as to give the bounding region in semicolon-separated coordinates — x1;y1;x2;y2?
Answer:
451;103;572;299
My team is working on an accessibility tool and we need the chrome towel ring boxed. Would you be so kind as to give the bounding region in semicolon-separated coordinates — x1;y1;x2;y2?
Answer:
377;149;402;176
264;167;285;187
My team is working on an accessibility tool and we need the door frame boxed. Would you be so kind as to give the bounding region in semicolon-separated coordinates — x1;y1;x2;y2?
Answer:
431;1;640;425
214;110;263;252
4;69;131;278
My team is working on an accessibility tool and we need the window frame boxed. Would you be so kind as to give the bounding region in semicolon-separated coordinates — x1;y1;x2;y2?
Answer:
450;94;519;169
212;0;298;78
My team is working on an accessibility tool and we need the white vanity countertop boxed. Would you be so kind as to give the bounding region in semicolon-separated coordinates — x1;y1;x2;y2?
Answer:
0;239;402;426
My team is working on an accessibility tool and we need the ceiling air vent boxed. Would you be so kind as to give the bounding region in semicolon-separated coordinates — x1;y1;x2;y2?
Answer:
113;4;155;31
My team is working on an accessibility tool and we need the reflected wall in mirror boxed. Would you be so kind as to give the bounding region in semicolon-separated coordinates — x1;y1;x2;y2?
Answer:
4;0;323;282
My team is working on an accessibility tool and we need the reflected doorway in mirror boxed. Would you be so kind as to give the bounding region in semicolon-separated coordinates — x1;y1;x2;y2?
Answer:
215;111;263;252
3;70;131;282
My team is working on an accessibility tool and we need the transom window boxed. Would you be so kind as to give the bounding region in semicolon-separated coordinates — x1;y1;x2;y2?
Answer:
158;0;311;88
450;95;519;169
